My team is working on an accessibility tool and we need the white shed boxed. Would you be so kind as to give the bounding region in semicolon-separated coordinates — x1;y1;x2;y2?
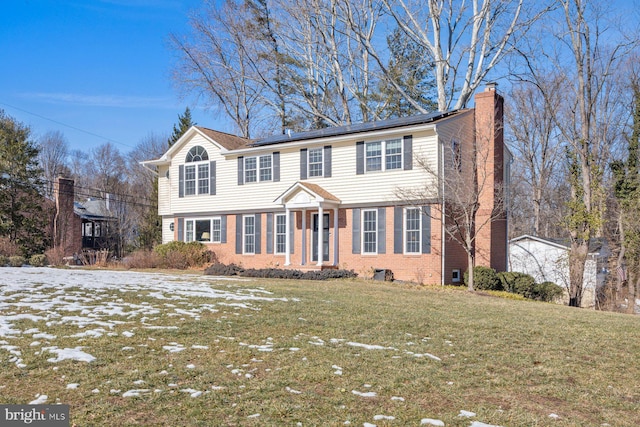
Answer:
508;235;609;308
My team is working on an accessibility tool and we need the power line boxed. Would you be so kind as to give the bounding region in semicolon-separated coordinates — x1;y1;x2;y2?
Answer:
0;100;136;150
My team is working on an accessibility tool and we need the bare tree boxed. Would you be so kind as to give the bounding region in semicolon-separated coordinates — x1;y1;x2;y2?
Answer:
397;118;505;290
37;130;70;199
127;132;168;249
505;80;564;237
347;0;545;111
170;0;265;138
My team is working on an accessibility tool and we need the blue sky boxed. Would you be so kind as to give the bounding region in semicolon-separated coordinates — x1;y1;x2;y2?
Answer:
0;0;217;153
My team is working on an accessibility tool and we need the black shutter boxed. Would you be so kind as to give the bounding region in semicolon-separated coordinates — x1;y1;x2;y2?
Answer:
394;207;403;254
422;206;431;254
235;214;242;254
177;218;184;242
352;208;361;254
220;215;227;243
266;213;274;254
356;141;364;175
403;135;413;170
210;161;216;195
178;165;184;198
377;207;386;254
300;148;308;180
273;152;280;182
255;214;262;254
237;157;244;185
324;145;332;177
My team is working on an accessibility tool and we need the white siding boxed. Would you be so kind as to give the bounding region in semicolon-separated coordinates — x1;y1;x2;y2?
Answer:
509;237;598;307
165;126;442;215
162;217;174;242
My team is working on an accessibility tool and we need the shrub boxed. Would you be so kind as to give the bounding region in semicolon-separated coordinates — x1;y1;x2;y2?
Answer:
205;262;245;276
0;255;7;267
45;247;67;266
8;256;26;267
465;266;502;290
531;281;564;302
29;254;48;267
122;250;161;269
204;262;357;280
153;241;216;269
0;237;19;257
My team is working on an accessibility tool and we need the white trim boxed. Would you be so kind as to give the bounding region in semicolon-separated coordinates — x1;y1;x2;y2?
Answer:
184;217;221;243
243;153;273;184
242;215;256;254
364;138;403;173
361;208;378;255
403;207;422;255
307;147;324;177
274;213;287;255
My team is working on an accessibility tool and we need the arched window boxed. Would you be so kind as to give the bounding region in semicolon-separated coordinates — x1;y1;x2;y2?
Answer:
186;146;209;162
184;146;210;195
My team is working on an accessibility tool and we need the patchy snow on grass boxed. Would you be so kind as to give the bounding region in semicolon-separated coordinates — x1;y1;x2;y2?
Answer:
421;419;445;426
29;394;47;404
43;346;96;363
352;390;377;398
346;341;396;351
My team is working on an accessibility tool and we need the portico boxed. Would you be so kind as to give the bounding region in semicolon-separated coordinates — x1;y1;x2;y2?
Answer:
274;182;341;268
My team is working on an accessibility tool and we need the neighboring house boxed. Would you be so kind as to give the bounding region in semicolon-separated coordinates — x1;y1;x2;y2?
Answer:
508;234;610;308
53;176;117;259
142;84;510;283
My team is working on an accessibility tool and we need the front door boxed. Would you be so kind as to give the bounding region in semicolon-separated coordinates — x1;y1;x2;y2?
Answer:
312;213;330;262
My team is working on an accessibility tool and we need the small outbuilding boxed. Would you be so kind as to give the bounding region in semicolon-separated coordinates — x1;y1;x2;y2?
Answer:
508;234;610;308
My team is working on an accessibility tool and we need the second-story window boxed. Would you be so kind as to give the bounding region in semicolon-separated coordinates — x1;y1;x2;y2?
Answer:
185;146;209;196
366;139;402;172
308;148;323;177
245;154;272;183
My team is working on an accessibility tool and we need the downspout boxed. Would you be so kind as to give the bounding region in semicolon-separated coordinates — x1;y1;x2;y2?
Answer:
441;134;446;286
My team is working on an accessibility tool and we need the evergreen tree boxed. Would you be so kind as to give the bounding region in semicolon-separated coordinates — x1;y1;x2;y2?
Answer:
611;84;640;313
168;107;195;147
0;110;48;256
376;27;437;118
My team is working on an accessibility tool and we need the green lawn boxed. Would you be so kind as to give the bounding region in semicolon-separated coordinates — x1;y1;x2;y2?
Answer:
0;268;639;426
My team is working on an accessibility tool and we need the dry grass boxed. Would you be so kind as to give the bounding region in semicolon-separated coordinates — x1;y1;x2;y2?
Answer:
0;270;639;426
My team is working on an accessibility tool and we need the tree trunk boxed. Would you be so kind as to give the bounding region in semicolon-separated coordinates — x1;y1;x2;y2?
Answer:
467;251;475;292
627;274;637;314
569;240;588;307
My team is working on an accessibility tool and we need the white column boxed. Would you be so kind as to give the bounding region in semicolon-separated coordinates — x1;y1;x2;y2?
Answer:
284;207;291;266
333;207;339;266
301;209;307;265
317;205;324;267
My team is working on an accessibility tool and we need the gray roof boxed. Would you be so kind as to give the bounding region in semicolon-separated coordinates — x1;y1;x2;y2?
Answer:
74;199;116;221
249;110;462;147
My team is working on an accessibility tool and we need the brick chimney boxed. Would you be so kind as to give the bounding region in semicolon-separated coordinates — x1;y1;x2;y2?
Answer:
54;176;82;256
474;83;507;272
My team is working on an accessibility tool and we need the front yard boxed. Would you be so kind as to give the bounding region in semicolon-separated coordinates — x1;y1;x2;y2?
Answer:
0;267;638;426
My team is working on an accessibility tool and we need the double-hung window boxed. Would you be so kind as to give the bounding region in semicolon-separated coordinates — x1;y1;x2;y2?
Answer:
184;146;209;196
308;148;323;177
404;208;421;254
365;138;402;172
275;214;287;254
244;154;272;183
362;209;377;254
243;215;256;254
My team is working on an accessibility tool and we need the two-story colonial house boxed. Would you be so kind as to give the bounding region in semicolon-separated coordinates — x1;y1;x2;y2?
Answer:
143;85;509;284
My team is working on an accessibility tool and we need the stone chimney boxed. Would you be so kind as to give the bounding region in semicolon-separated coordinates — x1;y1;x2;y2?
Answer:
474;83;507;272
54;176;82;257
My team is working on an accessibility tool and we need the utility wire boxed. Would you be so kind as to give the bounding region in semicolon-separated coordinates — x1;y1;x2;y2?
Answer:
0;100;136;150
